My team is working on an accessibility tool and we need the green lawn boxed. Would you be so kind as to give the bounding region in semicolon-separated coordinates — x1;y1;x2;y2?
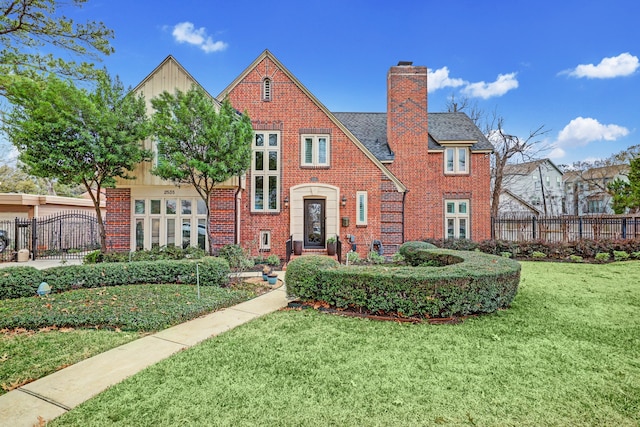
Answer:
51;261;640;426
0;282;266;395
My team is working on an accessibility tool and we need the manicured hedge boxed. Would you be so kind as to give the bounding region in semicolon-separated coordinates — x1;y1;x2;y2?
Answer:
0;257;230;300
284;255;340;300
285;247;521;318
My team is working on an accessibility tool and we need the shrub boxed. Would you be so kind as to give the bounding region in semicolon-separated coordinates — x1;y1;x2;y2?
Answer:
532;251;547;259
398;241;438;265
0;257;230;300
0;267;44;299
367;251;386;264
569;255;583;263
266;254;281;266
500;252;512;258
96;246;207;263
595;252;610;263
286;245;521;318
285;256;340;299
613;250;630;261
83;250;103;264
391;252;405;263
346;251;360;264
632;251;640;259
218;244;253;270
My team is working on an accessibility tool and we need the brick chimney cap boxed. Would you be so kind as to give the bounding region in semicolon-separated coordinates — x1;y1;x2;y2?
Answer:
397;61;413;66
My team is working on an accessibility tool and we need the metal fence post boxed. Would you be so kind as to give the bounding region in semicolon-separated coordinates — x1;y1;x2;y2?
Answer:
31;217;37;260
532;216;537;240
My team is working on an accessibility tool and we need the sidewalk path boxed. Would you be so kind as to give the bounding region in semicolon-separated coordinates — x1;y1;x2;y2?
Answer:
0;271;289;427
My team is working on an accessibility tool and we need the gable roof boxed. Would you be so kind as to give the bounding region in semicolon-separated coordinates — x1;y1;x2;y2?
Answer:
333;111;493;163
503;158;564;176
563;164;628;182
218;50;406;192
500;189;541;215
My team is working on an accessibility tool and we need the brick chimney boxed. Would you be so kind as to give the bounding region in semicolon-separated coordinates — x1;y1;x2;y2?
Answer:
387;61;429;241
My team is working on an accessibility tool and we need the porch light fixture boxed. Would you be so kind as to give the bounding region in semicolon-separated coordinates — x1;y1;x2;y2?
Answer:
284;196;289;208
341;195;347;207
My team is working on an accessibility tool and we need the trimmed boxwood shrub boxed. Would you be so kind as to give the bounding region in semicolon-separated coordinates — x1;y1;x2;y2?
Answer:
285;255;340;300
0;257;230;300
286;247;521;319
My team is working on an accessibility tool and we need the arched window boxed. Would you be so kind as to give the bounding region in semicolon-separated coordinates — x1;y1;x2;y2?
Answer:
263;78;272;101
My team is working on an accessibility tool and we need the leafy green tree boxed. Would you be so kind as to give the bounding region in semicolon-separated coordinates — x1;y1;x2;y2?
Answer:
3;72;152;251
0;0;114;94
151;87;253;254
607;156;640;214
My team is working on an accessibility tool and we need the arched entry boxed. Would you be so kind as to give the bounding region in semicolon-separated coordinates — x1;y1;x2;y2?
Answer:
290;184;340;250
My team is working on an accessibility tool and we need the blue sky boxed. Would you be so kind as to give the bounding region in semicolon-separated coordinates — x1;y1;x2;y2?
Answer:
49;1;640;165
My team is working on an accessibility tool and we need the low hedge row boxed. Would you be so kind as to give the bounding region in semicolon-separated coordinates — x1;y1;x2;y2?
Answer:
0;257;230;300
285;245;521;318
424;237;640;260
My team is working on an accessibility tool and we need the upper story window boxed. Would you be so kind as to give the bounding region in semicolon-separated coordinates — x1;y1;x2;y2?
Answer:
252;131;280;212
262;78;272;101
444;147;468;174
301;135;330;167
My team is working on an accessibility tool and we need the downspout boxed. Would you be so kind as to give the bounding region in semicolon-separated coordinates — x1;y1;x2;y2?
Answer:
234;174;242;244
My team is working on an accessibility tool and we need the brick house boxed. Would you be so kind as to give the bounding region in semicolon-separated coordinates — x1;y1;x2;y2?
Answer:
106;50;493;258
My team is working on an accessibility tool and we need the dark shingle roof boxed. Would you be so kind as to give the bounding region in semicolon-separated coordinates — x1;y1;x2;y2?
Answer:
333;111;493;163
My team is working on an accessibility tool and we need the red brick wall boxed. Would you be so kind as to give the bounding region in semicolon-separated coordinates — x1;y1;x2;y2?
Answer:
105;188;131;252
226;56;392;259
210;188;237;249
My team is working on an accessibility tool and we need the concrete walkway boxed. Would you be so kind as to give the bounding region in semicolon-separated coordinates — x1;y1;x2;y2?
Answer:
0;267;289;427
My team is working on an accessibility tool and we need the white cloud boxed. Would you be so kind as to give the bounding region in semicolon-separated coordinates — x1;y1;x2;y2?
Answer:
461;73;519;99
556;117;629;147
566;52;639;79
548;147;566;160
172;22;228;53
427;67;466;92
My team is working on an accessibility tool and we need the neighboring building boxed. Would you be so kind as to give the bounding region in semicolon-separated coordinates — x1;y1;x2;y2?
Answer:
563;164;629;215
0;193;104;221
106;51;493;258
499;159;564;216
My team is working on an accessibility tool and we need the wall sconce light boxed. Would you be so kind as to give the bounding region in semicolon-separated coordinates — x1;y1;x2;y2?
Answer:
341;195;347;207
284;196;289;208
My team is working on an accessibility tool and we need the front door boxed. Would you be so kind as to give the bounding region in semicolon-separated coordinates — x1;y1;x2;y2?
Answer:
304;199;325;248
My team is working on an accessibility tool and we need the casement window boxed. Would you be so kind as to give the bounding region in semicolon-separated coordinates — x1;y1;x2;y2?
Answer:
445;200;469;239
356;191;368;226
133;197;207;251
262;78;272;101
252;131;280;212
301;135;330;167
260;230;271;251
444;147;468;174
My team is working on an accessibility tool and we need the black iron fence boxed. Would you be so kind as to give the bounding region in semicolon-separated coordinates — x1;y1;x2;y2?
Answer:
492;214;640;242
0;211;101;262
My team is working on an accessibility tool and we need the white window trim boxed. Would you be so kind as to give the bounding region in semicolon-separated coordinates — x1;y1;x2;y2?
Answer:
444;147;469;174
251;131;280;213
259;230;271;251
444;199;469;239
300;134;330;167
356;191;368;226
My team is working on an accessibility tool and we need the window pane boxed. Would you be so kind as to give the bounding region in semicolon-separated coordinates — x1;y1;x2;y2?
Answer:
318;138;327;164
134;200;145;215
254;176;264;210
269;133;278;146
135;218;144;250
182;219;191;249
166;199;176;215
197;199;207;215
458;148;466;172
304;138;313;164
459;219;467;239
268;176;277;210
181;200;191;215
459;202;467;214
268;151;278;171
151;218;160;248
150;199;161;215
446;202;455;214
446;149;454;172
447;218;455;239
166;218;175;246
197;218;206;250
255;151;263;171
255;134;264;147
358;194;365;222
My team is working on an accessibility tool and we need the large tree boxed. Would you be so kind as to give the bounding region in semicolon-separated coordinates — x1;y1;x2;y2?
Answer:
151;87;253;254
0;0;114;93
3;72;152;251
